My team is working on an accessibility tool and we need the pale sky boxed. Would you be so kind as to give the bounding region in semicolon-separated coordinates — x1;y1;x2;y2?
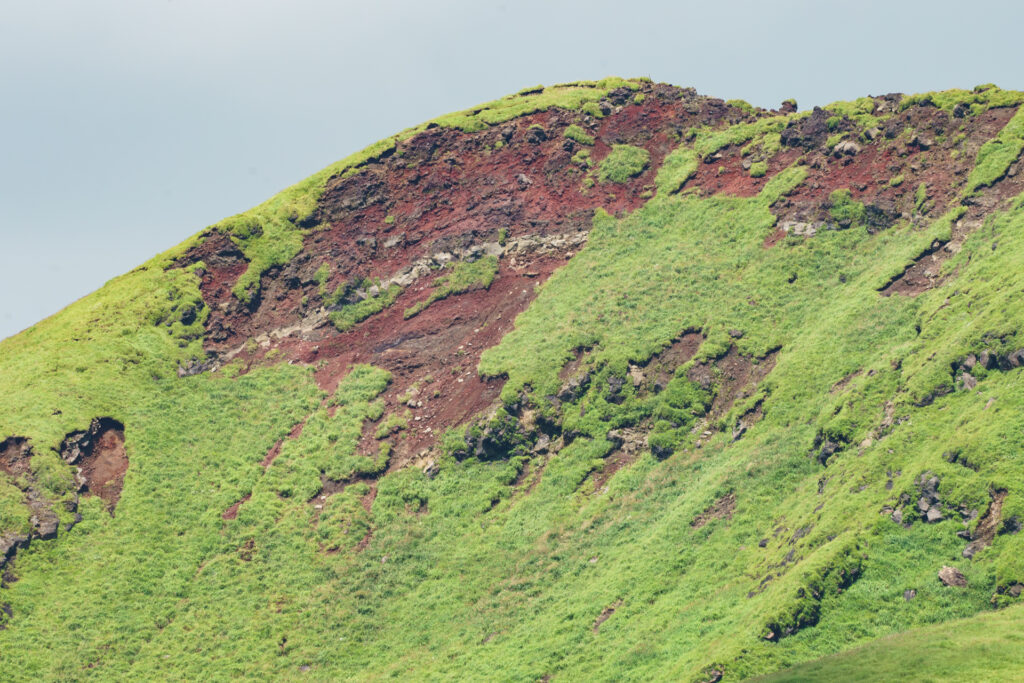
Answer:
2;0;1023;339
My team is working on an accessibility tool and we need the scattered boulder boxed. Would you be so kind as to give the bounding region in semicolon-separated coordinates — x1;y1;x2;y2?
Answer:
816;439;841;466
525;126;547;144
833;140;861;156
938;565;967;588
909;133;933;150
903;589;917;601
781;221;818;237
606;375;626;404
700;668;724;683
557;372;591;403
177;357;218;378
862;200;900;233
780;107;830;149
915;472;944;523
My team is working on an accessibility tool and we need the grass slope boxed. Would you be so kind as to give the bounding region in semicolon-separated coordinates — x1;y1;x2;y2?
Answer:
2;84;1024;681
757;603;1024;681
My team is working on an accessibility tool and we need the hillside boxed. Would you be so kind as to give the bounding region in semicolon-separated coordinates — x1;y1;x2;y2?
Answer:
3;77;1024;680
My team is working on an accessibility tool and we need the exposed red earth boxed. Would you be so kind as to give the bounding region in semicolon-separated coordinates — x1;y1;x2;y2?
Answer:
175;82;1024;513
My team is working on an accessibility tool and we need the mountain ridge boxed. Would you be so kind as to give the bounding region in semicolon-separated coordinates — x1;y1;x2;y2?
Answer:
3;77;1024;680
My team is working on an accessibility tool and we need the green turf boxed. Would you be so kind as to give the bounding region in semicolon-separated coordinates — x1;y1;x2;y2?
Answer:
2;84;1024;681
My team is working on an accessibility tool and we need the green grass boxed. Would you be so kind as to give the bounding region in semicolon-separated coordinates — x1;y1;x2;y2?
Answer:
694;114;794;158
597;145;650;183
329;284;402;332
3;85;1024;681
564;124;596;146
966;104;1024;194
757;604;1024;681
403;256;498;319
900;85;1024;114
655;146;699;195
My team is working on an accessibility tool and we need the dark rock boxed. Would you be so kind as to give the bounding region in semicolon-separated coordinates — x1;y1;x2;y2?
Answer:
607;375;626;403
33;510;60;540
817;440;840;465
60;430;92;464
909;134;932;150
557;372;591;403
833;140;861;156
0;534;29;569
938;565;967;587
758;538;769;548
525;126;548;144
780;107;830;149
607;87;635;106
862;200;900;233
650;441;673;460
953;102;970;118
903;589;916;601
177;357;218;378
65;512;83;532
701;669;723;683
731;423;746;442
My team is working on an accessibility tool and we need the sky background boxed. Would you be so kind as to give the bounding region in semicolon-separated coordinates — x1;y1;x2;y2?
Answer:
2;0;1024;340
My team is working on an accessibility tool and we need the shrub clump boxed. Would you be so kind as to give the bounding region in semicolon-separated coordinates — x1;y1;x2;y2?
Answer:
598;145;650;184
404;256;499;319
563;124;595;146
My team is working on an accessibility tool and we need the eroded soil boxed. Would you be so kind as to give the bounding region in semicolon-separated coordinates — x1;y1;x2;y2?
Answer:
61;417;129;512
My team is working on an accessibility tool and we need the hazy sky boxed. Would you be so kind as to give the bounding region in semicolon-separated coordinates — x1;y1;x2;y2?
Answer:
3;0;1024;340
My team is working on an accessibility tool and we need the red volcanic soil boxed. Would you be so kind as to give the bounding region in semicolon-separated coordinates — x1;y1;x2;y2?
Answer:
177;81;1024;483
79;422;129;511
180;83;758;470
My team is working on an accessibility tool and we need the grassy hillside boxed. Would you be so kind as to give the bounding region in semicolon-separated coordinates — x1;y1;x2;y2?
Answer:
758;603;1024;681
2;79;1024;681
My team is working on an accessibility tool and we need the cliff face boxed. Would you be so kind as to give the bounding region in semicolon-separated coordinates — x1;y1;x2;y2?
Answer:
3;78;1024;680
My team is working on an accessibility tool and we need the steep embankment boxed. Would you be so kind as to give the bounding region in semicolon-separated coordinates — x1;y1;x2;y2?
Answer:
2;78;1024;680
